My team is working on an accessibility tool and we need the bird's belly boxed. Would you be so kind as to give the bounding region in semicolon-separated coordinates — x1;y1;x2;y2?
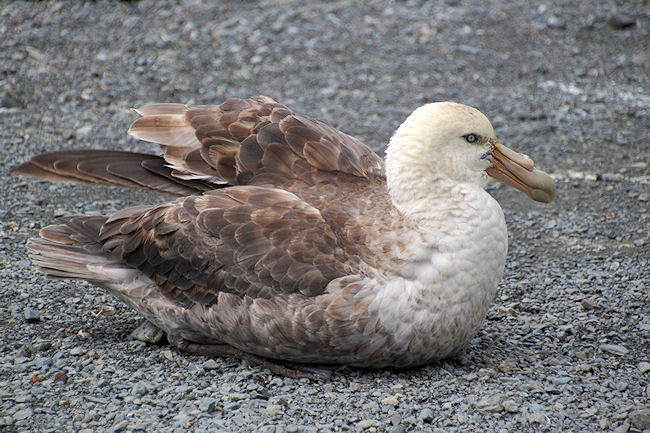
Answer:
347;211;508;367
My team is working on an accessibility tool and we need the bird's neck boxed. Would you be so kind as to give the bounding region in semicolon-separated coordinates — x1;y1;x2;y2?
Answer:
385;139;488;223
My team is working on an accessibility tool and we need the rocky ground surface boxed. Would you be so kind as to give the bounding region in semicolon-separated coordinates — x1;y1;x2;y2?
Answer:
0;1;648;432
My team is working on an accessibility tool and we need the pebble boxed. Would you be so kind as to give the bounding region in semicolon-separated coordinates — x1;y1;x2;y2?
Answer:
229;392;249;401
75;125;93;137
418;408;434;423
581;298;600;310
616;381;628;391
198;397;216;412
69;347;85;356
526;411;550;425
638;362;650;373
202;359;220;370
32;341;52;353
502;399;520;413
13;408;33;421
546;16;566;30
613;422;630;433
8;303;21;317
607;14;636;29
265;404;283;416
132;380;155;396
600;344;629;356
381;396;398;407
357;419;375;429
24;306;41;322
53;371;68;384
111;420;129;432
475;394;506;413
629;409;650;430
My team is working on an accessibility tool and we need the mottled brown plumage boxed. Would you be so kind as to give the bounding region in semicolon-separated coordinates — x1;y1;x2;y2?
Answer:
15;96;555;378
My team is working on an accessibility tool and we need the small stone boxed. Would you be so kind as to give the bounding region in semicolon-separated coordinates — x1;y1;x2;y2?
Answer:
551;376;571;385
69;347;85;356
198;397;215;412
600;344;629;356
24;306;40;323
613;421;630;433
638;362;650;373
76;125;93;137
475;394;506;413
629;408;650;430
202;359;220;370
32;341;51;352
357;419;375;429
527;411;550;425
13;408;33;421
171;412;192;428
228;392;248;401
349;382;361;392
53;371;68;384
502;399;520;413
9;304;21;317
132;380;154;396
111;420;129;432
546;16;566;29
616;381;628;391
381;396;398;407
77;329;93;339
608;14;636;29
418;407;434;423
265;404;283;416
130;321;165;344
581;298;600;310
285;424;300;433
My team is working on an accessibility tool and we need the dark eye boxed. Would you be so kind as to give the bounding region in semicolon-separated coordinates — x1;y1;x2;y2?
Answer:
464;133;478;143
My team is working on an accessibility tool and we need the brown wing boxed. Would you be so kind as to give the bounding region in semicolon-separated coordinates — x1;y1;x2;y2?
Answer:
128;96;385;188
11;150;213;196
13;96;384;197
97;185;354;309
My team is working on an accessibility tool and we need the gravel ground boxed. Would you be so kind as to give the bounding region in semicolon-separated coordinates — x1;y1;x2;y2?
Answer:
1;1;648;432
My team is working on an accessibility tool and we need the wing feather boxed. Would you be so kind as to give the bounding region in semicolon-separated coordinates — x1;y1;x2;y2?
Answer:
127;96;384;191
96;186;354;308
11;150;210;196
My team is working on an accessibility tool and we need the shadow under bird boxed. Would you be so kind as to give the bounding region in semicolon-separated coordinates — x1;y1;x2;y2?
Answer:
13;96;555;379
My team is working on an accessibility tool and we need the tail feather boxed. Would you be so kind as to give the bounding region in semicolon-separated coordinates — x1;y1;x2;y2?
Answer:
26;215;181;333
27;215;123;282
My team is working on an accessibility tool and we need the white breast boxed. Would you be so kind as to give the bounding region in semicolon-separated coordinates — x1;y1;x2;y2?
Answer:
354;187;508;368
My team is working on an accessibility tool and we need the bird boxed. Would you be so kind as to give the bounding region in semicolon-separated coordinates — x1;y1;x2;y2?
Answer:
13;96;555;379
